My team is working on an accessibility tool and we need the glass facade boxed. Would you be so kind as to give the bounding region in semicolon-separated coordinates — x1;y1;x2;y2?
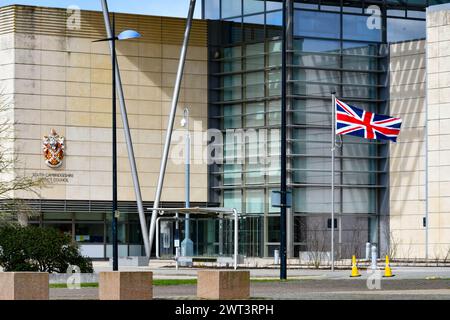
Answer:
29;209;145;258
205;0;430;258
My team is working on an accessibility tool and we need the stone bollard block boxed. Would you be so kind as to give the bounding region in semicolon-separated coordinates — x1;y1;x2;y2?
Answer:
0;272;49;300
99;271;153;300
197;270;250;300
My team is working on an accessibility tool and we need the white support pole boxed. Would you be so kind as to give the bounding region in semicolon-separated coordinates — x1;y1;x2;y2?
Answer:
234;209;238;270
424;10;430;261
331;93;336;272
100;0;150;257
148;0;197;257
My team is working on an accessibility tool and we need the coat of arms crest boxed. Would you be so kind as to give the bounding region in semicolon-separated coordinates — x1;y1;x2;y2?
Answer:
42;129;65;168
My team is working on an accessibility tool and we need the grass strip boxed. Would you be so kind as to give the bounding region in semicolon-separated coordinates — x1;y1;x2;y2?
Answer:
50;277;313;289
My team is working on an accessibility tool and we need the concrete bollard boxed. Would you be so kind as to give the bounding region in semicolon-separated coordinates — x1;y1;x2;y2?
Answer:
99;272;153;300
0;272;49;300
197;270;250;300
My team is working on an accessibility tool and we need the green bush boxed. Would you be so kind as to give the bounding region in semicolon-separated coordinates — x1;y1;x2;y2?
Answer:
0;225;93;273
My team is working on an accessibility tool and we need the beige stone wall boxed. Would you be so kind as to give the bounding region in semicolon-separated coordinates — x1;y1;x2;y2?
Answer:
390;5;450;260
0;32;16;199
389;39;427;259
426;6;450;259
0;6;208;203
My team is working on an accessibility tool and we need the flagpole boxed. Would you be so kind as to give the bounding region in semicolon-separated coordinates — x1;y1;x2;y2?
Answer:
331;92;336;272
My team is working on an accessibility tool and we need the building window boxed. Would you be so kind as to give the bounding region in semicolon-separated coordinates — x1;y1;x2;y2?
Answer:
222;0;242;19
224;189;242;213
327;218;338;229
244;0;265;15
245;189;264;214
387;18;426;42
294;10;341;39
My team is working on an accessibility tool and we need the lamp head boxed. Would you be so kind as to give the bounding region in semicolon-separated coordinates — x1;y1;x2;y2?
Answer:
180;118;187;127
117;30;141;41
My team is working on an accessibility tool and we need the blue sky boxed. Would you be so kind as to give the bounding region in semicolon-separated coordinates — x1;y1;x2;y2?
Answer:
0;0;202;18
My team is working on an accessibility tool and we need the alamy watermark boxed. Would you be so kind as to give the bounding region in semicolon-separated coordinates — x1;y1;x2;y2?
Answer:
67;5;81;31
170;119;280;166
66;265;81;290
366;5;382;30
366;269;383;290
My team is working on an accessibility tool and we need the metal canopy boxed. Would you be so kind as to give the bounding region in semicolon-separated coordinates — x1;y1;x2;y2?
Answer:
148;207;239;269
148;207;237;215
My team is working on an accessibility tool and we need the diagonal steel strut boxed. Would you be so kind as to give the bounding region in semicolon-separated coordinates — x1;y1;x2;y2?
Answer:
148;0;197;257
100;0;150;257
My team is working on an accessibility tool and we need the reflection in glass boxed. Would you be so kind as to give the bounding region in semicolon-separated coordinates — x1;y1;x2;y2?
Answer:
204;0;220;19
222;0;241;18
224;189;242;213
245;102;265;126
268;69;281;96
244;14;265;41
75;223;104;243
343;14;382;41
223;104;242;129
342;42;378;56
294;10;340;39
244;0;265;15
294;38;340;53
266;1;282;11
245;43;264;69
245;72;265;99
267;216;280;242
266;10;282;26
387;18;426;42
224;164;242;185
246;164;265;185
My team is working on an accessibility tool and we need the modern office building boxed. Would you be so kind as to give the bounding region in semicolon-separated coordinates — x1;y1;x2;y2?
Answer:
0;4;210;258
0;1;449;261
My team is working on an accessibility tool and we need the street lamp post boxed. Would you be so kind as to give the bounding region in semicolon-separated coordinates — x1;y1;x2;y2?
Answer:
280;0;288;281
93;13;141;271
181;107;194;257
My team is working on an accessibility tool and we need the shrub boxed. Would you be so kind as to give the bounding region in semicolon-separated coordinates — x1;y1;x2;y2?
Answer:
0;225;93;273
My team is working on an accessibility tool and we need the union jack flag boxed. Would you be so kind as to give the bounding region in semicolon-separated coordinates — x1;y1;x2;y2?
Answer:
335;98;402;142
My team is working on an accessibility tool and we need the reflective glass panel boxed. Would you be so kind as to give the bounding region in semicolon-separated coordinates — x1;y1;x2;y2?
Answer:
224;164;242;185
268;69;281;96
75;223;104;243
266;10;282;26
293;187;341;214
294;38;340;53
342;42;378;56
244;13;265;24
267;216;280;242
244;0;265;15
245;72;265;99
342;188;376;214
223;104;242;129
245;43;265;69
205;0;220;19
266;1;282;11
222;0;242;18
268;100;281;125
294;10;340;39
245;102;265;126
343;14;382;42
387;18;426;42
224;189;242;213
246;189;264;214
245;164;265;184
